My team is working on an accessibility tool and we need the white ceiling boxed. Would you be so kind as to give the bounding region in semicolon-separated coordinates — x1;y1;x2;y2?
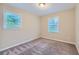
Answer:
7;3;76;16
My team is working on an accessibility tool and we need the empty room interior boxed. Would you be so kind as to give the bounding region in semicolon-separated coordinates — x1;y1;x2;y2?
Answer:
0;3;79;55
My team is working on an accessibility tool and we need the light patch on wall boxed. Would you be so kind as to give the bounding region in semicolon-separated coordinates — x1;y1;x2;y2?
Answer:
3;12;21;30
48;17;59;32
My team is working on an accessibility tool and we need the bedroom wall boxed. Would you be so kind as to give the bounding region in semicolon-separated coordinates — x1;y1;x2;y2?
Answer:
0;4;3;49
40;9;75;44
0;4;40;51
75;4;79;53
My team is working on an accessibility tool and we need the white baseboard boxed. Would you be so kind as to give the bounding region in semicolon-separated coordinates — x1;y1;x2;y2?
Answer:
0;37;39;52
42;37;75;45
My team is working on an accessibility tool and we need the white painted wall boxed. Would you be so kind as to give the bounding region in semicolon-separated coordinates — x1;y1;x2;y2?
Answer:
0;4;40;51
75;4;79;53
0;4;3;50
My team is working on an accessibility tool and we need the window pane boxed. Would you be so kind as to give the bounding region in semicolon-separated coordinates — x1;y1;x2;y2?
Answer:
4;12;21;30
48;17;59;32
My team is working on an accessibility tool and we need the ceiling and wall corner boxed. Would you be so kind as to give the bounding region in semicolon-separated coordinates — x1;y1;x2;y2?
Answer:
6;3;76;16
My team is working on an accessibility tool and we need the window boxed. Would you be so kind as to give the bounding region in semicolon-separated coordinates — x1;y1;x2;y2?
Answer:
48;17;59;32
4;12;21;30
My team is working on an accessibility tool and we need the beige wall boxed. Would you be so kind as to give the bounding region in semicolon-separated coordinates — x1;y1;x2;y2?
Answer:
75;4;79;53
40;9;75;44
0;4;3;48
0;4;40;51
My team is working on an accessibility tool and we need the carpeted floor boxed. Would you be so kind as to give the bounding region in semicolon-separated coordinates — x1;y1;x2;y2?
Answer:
0;38;78;55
